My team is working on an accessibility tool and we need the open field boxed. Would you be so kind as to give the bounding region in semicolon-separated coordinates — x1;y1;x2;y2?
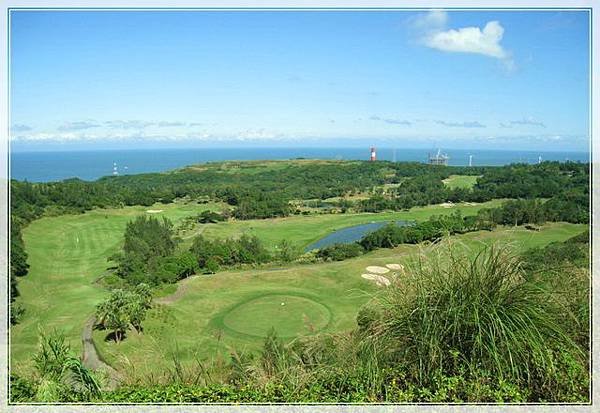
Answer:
442;175;480;189
91;222;586;377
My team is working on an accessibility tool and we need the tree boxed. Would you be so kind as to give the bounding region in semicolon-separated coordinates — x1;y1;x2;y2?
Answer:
95;287;152;342
113;215;179;284
277;239;299;262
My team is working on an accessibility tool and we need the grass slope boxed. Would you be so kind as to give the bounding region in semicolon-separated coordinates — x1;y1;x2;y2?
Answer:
10;201;224;373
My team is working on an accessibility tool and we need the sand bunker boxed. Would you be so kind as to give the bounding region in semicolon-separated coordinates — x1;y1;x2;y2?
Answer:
146;209;164;214
386;263;403;270
365;266;390;274
440;202;454;208
361;273;391;287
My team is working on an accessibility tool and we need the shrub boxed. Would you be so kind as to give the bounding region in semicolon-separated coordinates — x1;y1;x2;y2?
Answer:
372;242;585;394
197;210;226;223
28;329;101;402
316;243;364;261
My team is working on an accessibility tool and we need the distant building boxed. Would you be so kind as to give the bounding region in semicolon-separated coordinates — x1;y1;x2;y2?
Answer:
370;146;376;161
429;149;449;166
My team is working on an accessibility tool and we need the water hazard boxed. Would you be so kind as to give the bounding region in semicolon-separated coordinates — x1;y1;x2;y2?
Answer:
305;220;412;251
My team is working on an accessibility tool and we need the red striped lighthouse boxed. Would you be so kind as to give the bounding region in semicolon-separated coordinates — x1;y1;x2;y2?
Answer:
370;146;376;161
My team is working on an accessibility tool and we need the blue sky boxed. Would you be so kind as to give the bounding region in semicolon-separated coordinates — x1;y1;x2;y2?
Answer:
9;10;590;151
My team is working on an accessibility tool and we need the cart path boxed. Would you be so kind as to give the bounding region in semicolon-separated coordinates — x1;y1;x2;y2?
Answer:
81;315;121;390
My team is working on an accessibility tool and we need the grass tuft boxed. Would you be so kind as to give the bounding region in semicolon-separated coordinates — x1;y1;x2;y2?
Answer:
373;241;583;388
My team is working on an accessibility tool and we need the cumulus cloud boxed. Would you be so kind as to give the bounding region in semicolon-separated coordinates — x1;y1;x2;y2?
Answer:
415;10;514;70
425;21;508;59
57;120;100;131
436;120;486;128
11;124;32;132
105;120;154;129
370;115;412;126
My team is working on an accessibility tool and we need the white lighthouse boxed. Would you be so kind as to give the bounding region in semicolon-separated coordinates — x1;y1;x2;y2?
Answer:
370;146;376;161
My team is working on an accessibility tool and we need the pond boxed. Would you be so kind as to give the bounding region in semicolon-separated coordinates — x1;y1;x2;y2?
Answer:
305;220;412;251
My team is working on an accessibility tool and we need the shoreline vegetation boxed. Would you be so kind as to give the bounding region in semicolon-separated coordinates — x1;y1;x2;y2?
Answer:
9;159;590;403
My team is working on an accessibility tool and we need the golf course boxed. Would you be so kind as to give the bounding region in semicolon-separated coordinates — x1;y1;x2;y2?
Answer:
10;196;585;377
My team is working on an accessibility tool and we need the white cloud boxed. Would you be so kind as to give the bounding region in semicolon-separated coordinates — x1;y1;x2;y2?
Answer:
157;121;187;127
435;120;486;128
58;120;100;131
105;120;154;129
415;11;514;70
425;21;508;59
370;115;412;126
235;128;284;140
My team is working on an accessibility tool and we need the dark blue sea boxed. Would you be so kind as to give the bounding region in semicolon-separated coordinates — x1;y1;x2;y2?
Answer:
10;147;590;183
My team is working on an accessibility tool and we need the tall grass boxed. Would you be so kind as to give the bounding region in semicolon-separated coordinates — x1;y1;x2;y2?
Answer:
373;241;583;389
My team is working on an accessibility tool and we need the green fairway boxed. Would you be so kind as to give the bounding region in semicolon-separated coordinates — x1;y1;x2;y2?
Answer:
442;175;480;189
10;200;224;373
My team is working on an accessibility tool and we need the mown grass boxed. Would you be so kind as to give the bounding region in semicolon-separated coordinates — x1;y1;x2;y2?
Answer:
442;175;479;190
10;201;224;372
11;192;583;379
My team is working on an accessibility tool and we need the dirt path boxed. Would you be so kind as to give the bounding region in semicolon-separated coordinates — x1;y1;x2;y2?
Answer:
81;315;121;390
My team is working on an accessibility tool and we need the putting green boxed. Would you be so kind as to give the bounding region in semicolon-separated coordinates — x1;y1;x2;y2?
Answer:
220;293;331;338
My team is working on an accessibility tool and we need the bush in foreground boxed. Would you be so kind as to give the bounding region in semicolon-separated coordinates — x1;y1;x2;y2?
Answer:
370;242;587;401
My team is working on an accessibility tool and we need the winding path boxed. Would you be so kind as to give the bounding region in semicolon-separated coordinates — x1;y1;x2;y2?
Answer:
81;315;121;390
80;276;199;388
154;275;199;305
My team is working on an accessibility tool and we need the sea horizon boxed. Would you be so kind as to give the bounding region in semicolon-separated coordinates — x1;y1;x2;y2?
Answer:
10;146;590;183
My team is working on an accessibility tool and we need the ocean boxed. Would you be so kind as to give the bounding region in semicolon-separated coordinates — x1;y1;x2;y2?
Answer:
10;147;590;183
